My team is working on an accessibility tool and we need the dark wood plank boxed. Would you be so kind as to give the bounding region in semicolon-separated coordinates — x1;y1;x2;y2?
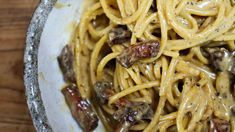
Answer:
0;0;39;51
0;0;40;131
0;123;34;132
0;50;35;131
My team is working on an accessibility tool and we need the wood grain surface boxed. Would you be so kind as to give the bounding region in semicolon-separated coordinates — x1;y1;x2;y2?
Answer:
0;0;40;131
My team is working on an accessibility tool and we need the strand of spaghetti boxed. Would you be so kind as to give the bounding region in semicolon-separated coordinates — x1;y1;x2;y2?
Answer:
96;52;120;80
166;7;235;50
177;86;200;132
180;12;198;33
90;35;107;84
133;0;153;37
96;105;113;131
74;39;89;98
159;120;176;132
153;60;162;79
135;13;157;38
188;92;207;131
126;67;152;103
100;0;123;24
165;0;194;39
79;2;101;49
116;64;124;91
232;120;235;132
155;0;168;59
159;56;169;96
144;30;160;41
130;123;148;131
227;40;235;50
127;78;141;98
124;0;136;15
214;33;235;41
162;50;179;58
141;0;168;63
196;0;220;9
126;68;142;84
144;96;166;132
100;0;148;24
184;7;218;16
170;0;225;40
117;0;126;17
159;112;177;122
108;81;160;105
146;64;156;81
137;63;155;81
87;23;114;39
122;0;149;24
175;0;188;15
164;58;179;106
172;83;181;98
192;2;225;39
192;47;209;64
101;105;115;115
117;64;130;90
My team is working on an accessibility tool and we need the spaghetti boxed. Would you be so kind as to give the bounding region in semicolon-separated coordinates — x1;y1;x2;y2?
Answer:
63;0;235;131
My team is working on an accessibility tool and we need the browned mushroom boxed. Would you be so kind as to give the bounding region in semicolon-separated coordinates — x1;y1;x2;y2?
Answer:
93;81;153;132
94;81;115;104
117;40;160;68
108;26;131;46
210;118;230;132
58;45;99;131
204;47;235;75
94;81;128;107
62;84;99;132
57;45;76;83
113;102;153;132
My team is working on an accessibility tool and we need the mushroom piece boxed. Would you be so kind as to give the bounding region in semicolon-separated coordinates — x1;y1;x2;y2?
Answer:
114;102;153;132
94;81;153;132
204;48;235;75
94;81;128;107
62;84;99;132
117;40;160;68
108;26;131;46
210;118;230;132
94;81;114;104
57;45;76;83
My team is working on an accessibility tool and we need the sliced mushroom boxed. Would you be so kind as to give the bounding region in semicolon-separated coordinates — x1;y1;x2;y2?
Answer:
93;81;153;131
117;40;160;68
108;26;131;46
210;118;230;132
113;102;153;132
57;45;76;83
62;84;99;132
94;81;114;104
204;48;235;75
94;81;128;107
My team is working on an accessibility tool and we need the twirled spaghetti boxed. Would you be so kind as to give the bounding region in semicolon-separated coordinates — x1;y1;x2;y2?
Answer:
60;0;235;131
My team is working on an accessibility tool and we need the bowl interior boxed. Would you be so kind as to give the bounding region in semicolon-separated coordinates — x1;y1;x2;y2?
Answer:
38;0;104;131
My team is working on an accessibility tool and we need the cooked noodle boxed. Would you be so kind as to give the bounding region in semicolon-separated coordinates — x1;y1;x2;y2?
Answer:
70;0;235;131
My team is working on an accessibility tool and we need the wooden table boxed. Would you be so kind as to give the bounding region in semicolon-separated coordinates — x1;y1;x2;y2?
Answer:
0;0;40;131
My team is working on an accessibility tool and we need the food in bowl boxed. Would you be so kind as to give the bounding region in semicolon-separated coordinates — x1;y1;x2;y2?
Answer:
57;0;235;131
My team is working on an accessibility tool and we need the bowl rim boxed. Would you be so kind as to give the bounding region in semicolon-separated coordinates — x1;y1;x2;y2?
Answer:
24;0;56;131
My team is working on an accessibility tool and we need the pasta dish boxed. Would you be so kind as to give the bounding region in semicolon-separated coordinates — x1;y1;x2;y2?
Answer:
57;0;235;131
